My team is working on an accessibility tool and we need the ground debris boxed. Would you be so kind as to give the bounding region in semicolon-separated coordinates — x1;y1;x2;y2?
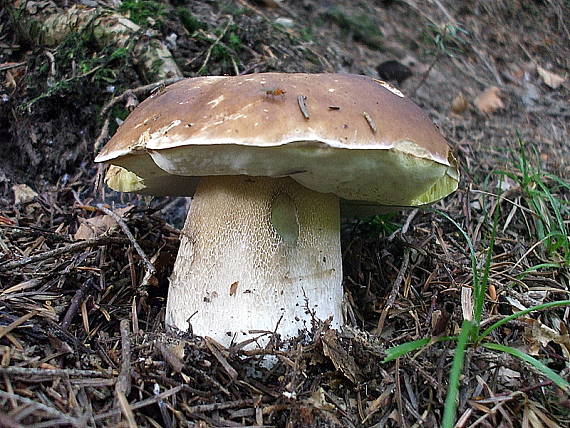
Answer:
1;0;569;426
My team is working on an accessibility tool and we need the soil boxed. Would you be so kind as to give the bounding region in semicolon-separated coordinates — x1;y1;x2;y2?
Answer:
0;0;568;427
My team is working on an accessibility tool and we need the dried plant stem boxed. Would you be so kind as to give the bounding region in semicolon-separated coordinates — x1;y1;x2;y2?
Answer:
96;204;156;275
0;235;126;272
0;390;84;426
100;77;184;117
198;17;233;75
411;51;442;96
375;249;411;334
0;366;109;378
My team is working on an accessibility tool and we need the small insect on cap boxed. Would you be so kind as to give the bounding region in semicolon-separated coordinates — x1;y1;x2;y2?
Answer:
96;73;459;214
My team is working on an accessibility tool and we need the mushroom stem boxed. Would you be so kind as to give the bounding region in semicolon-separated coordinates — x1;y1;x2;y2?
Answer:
165;175;343;346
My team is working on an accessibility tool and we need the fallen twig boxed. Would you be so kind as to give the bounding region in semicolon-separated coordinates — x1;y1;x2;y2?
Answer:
395;358;406;428
94;385;185;421
0;366;110;378
93;115;110;154
116;390;137;428
205;337;239;380
0;390;84;426
375;249;411;334
0;235;126;272
96;204;156;275
297;95;310;119
61;277;96;330
198;17;233;75
116;319;132;396
94;77;184;152
183;398;256;414
157;341;184;373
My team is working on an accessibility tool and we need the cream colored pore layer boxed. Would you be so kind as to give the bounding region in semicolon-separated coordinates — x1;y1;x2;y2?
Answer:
145;141;456;207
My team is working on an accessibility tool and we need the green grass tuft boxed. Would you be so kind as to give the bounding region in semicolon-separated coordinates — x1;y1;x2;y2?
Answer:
383;163;569;426
496;138;570;268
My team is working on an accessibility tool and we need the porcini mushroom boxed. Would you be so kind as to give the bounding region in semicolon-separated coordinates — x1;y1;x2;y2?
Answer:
95;73;459;346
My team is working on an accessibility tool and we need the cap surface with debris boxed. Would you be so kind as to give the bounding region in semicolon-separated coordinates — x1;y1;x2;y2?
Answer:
96;73;458;214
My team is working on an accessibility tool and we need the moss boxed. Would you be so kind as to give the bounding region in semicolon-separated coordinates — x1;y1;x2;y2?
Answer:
177;7;207;33
118;0;166;27
226;31;243;52
19;27;134;112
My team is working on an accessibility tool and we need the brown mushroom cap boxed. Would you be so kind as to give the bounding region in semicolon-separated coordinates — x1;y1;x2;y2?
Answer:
96;73;459;214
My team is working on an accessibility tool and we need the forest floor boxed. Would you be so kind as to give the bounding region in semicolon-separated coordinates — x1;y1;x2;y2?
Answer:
0;0;569;427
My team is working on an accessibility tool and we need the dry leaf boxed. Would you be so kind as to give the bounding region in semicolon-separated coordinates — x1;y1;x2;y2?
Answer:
12;184;38;204
73;206;132;240
537;66;566;89
3;64;26;89
524;318;570;360
306;388;334;411
74;215;117;240
321;329;361;383
451;93;468;114
497;367;521;387
474;86;505;114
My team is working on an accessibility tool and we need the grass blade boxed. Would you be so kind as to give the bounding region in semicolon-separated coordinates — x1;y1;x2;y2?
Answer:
437;209;498;329
473;212;498;326
442;320;475;428
383;336;454;363
479;300;570;341
481;342;570;393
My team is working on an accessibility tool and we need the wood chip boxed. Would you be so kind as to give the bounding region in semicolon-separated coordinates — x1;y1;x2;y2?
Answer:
297;95;310;119
363;111;377;133
205;337;238;380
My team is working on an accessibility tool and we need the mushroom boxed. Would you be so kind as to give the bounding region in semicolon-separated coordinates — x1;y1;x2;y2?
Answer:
95;73;459;346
